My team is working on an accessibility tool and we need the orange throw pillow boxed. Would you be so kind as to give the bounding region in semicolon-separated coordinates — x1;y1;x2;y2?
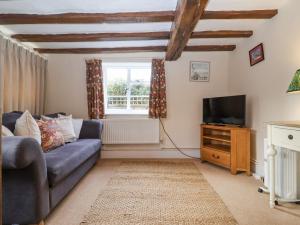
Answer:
37;120;65;152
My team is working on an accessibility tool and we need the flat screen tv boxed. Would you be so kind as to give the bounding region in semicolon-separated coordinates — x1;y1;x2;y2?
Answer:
203;95;246;127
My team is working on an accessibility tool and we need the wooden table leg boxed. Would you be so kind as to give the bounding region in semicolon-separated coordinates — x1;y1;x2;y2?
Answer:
230;167;237;175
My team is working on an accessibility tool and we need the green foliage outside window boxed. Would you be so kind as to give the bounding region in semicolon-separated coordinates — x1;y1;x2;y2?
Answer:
107;80;127;96
107;80;150;96
131;83;150;95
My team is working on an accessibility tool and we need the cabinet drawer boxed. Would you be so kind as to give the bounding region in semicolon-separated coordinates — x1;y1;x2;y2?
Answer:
271;126;300;149
201;148;230;168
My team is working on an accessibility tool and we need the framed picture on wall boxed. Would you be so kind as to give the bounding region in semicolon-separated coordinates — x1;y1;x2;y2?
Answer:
249;43;265;66
190;61;210;82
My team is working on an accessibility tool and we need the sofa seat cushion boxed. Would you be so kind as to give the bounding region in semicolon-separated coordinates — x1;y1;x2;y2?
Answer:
45;139;101;186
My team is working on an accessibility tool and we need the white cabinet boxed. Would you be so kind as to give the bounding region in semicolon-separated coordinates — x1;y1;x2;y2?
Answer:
263;138;300;200
265;122;300;208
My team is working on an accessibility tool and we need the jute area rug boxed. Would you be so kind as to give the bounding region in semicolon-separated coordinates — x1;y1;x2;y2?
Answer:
80;160;238;225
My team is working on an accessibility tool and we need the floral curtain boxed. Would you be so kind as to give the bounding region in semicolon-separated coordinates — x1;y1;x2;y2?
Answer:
86;59;104;119
149;59;167;118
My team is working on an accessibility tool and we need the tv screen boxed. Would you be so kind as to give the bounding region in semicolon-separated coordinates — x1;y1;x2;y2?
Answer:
203;95;246;126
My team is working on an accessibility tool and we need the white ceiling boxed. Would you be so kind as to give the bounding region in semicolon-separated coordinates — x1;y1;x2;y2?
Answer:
0;0;287;14
0;0;289;50
0;23;173;35
0;0;178;14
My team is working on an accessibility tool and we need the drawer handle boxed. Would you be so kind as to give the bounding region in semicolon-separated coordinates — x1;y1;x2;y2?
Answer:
212;154;220;159
288;135;293;140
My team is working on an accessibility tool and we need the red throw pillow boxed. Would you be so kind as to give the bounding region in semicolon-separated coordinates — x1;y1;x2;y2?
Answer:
37;120;65;152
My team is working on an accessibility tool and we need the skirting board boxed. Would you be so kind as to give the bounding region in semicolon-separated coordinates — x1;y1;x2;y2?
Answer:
102;149;261;175
101;149;200;159
251;159;264;178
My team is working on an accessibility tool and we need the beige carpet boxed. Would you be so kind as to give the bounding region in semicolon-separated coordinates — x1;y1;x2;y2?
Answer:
80;161;237;225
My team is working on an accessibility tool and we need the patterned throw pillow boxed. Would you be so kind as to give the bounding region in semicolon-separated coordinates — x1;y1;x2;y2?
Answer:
37;120;64;152
41;114;77;143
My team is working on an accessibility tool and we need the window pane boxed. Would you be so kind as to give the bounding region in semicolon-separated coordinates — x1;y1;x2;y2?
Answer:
106;68;127;96
130;95;149;110
106;68;127;109
130;68;151;110
130;83;150;96
104;64;151;114
130;68;151;83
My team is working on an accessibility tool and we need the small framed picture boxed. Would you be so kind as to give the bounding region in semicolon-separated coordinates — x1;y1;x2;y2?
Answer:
190;61;210;82
249;43;265;66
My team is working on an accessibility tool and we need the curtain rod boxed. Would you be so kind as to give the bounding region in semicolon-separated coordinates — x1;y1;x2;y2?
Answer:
0;31;47;60
88;57;165;62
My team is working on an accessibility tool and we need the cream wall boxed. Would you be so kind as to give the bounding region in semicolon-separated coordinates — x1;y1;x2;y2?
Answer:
228;0;300;175
45;0;300;171
46;52;230;150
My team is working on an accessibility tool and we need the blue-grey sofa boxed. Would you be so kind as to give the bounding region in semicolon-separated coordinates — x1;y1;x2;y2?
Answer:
2;112;103;225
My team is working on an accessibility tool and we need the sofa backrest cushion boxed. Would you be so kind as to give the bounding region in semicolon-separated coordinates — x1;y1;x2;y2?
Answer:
2;111;65;132
45;112;66;118
2;112;23;132
79;120;103;139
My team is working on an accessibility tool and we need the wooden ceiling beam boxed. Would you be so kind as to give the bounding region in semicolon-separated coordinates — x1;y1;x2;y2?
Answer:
34;45;236;54
35;46;168;54
0;11;175;24
202;9;278;19
12;32;171;42
12;30;252;42
184;45;236;51
0;10;278;24
166;0;209;61
191;30;253;38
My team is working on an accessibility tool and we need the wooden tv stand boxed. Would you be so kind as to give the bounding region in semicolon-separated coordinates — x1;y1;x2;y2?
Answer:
200;124;251;175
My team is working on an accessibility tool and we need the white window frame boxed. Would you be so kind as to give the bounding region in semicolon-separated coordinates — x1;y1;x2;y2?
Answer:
103;62;151;115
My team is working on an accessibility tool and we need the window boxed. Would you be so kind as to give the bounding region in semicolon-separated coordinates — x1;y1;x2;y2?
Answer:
103;62;151;115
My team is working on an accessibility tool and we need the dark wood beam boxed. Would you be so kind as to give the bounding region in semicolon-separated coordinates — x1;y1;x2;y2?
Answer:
12;32;170;42
12;30;252;42
0;9;278;24
34;45;236;54
0;11;174;24
202;9;278;19
166;0;209;61
184;45;236;51
35;46;167;54
191;30;253;38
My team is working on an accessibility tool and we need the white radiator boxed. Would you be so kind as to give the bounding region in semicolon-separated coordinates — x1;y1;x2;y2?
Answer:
101;118;160;144
264;139;300;199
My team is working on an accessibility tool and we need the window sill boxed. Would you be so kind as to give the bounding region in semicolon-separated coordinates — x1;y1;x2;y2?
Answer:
105;109;148;115
104;114;149;119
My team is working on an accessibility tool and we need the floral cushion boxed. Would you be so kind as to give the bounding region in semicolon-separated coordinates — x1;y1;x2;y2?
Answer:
37;120;65;152
41;114;77;143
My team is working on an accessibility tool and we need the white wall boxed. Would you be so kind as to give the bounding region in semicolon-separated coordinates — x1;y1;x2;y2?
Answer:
228;0;300;175
45;1;300;170
46;52;230;150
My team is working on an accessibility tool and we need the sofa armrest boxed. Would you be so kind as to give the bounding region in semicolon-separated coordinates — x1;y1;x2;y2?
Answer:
79;120;103;139
3;136;46;169
2;136;50;224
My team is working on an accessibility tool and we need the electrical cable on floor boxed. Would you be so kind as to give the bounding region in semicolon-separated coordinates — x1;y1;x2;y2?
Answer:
159;118;201;159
